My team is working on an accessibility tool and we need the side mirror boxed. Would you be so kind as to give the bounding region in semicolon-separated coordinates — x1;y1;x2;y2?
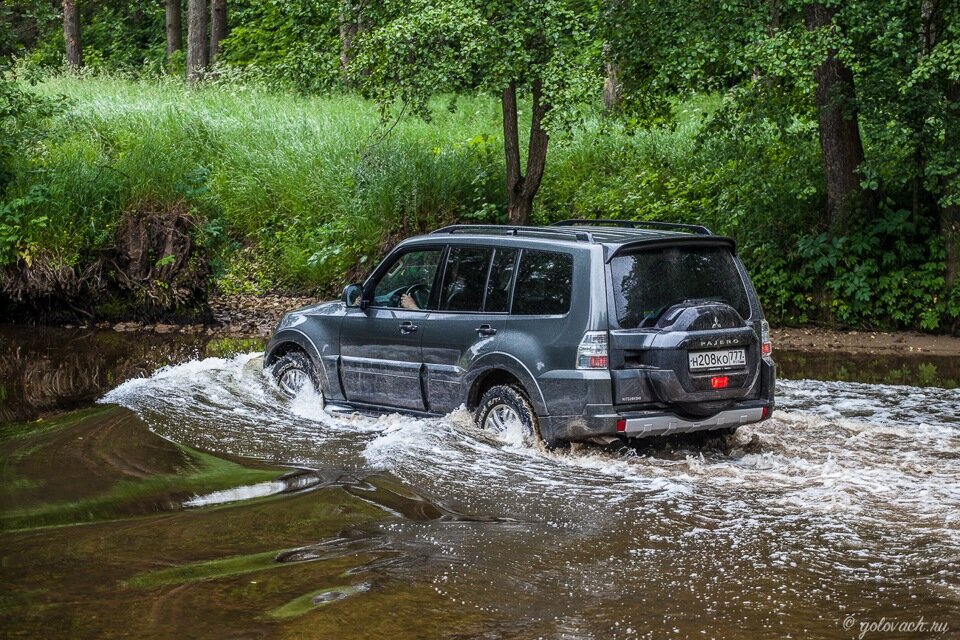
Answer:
343;283;365;308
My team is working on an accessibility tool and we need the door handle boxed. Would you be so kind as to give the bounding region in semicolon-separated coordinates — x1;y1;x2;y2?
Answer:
475;324;497;337
399;321;418;335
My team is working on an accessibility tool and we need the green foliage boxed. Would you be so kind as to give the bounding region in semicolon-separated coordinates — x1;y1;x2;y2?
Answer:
0;70;61;192
218;0;342;94
0;72;63;266
351;0;602;133
748;206;959;331
3;74;958;331
0;76;507;295
0;185;49;266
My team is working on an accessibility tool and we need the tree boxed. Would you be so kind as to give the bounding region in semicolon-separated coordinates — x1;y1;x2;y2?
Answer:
186;0;207;82
62;0;81;71
804;3;872;234
209;0;227;65
351;0;601;225
919;0;960;288
166;0;182;60
338;1;365;87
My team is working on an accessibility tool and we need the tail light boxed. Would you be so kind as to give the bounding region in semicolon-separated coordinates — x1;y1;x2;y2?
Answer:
576;331;609;369
710;376;729;389
760;319;772;356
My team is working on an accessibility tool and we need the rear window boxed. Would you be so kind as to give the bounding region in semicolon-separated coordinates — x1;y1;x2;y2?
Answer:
610;246;750;328
512;250;573;315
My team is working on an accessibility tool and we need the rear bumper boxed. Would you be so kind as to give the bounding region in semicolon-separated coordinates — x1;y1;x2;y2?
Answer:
538;358;776;442
541;400;772;441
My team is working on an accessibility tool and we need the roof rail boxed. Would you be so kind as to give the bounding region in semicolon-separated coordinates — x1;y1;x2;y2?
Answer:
431;224;593;242
551;218;713;236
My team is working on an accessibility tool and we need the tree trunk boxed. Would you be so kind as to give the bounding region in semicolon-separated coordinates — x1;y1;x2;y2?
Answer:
502;80;550;226
209;0;227;65
62;0;81;71
165;0;182;59
602;43;621;112
339;2;362;86
603;61;621;112
186;0;207;82
805;3;871;235
942;79;960;289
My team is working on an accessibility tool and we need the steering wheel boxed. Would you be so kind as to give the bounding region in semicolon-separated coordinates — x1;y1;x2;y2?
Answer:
392;283;429;309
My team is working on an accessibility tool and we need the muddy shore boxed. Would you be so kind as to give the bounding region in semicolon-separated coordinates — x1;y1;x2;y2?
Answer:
51;293;960;357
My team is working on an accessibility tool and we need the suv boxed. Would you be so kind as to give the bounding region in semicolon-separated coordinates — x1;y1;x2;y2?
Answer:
264;220;775;446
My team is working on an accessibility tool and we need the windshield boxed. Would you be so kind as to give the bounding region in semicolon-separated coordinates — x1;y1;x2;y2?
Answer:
610;246;750;329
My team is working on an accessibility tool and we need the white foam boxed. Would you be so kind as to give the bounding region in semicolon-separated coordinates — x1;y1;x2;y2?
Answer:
101;355;960;555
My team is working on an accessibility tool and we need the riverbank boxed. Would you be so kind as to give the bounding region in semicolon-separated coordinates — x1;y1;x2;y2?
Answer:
47;292;960;357
771;327;960;357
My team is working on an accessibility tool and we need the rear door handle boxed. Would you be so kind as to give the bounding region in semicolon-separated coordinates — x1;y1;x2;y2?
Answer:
475;324;497;337
399;321;418;335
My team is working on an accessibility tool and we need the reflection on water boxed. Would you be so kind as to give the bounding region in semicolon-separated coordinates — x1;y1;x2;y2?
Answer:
777;348;960;389
0;324;264;423
1;324;959;639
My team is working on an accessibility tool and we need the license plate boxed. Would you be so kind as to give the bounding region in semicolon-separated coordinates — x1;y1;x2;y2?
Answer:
688;348;746;371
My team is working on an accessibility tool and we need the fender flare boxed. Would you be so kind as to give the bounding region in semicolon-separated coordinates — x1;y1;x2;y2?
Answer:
264;329;333;393
462;351;548;417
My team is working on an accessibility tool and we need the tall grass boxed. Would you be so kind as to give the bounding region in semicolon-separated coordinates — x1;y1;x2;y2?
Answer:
16;75;509;291
8;75;817;299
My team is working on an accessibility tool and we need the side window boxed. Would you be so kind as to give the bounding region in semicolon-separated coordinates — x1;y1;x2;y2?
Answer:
371;248;442;309
511;250;573;315
440;247;493;312
484;248;517;312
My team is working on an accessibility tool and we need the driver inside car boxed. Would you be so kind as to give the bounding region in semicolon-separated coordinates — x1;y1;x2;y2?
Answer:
371;248;441;310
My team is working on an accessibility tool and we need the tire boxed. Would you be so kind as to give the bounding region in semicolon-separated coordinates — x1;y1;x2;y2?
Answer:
475;385;544;448
271;351;321;399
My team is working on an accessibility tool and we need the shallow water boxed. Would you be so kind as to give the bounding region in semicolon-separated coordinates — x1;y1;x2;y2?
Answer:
2;326;959;638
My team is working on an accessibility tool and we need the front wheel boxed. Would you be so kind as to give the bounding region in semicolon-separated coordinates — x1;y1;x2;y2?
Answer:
271;351;321;399
475;385;543;448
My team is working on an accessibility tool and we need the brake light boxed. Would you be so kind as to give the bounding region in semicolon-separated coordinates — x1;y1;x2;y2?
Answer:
710;376;729;389
616;418;626;432
577;332;609;369
761;319;772;356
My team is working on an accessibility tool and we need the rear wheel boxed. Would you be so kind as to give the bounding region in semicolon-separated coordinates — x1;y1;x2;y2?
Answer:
271;351;320;398
475;385;543;448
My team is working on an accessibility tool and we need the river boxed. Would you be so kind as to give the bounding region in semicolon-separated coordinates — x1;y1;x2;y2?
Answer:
1;324;957;639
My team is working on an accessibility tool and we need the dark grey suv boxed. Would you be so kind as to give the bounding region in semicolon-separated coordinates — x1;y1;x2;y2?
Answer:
264;220;775;446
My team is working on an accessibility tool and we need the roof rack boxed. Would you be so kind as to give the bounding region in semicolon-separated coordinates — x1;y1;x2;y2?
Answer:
431;224;594;242
551;218;713;236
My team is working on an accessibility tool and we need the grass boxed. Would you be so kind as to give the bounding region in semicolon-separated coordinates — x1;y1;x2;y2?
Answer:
16;75;511;292
12;75;729;295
